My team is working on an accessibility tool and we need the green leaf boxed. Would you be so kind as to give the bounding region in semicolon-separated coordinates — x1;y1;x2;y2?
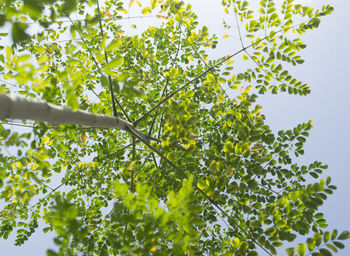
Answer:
0;14;5;26
12;22;29;44
326;244;338;253
319;248;332;256
331;230;338;240
46;249;57;256
286;248;295;256
67;93;79;110
333;241;344;249
338;231;350;240
105;39;122;52
315;233;322;246
323;231;331;243
297;243;306;255
99;244;108;256
247;251;259;256
306;238;315;251
101;75;109;88
63;0;77;13
105;57;123;70
239;241;248;252
267;7;276;14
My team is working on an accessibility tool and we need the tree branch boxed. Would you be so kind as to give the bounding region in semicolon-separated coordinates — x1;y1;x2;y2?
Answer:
0;94;151;142
134;24;307;126
126;125;273;256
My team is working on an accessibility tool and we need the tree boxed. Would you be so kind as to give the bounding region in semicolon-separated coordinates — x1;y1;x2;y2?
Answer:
0;0;349;255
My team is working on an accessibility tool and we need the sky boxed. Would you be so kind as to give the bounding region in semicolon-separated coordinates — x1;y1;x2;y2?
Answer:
1;0;349;255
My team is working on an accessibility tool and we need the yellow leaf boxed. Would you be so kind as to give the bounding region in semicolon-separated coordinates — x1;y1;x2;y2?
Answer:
166;152;175;161
30;163;38;171
81;135;88;142
187;56;193;61
197;180;206;190
142;7;151;14
17;162;23;169
242;55;248;60
115;30;124;35
37;55;48;64
104;12;112;18
206;74;215;83
251;144;263;151
213;83;219;91
182;143;191;150
131;24;136;29
161;140;169;148
223;34;229;39
121;9;127;14
205;179;210;186
129;0;135;7
128;161;136;170
150;246;157;252
244;85;253;93
151;0;159;9
78;162;85;168
42;136;50;144
188;35;194;44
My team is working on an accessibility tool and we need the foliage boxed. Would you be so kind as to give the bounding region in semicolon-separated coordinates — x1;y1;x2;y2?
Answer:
0;0;349;255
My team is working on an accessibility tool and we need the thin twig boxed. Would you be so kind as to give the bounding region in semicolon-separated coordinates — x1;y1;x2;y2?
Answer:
69;14;131;119
134;23;308;126
15;15;158;25
30;167;85;210
67;16;102;101
131;137;135;192
126;126;273;256
134;31;182;127
104;143;133;158
151;153;158;168
96;0;118;118
180;28;228;97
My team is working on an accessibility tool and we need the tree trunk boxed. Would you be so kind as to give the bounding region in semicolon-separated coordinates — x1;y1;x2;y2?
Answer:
0;94;148;140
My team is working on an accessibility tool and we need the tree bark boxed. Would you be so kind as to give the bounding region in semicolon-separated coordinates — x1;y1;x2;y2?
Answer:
0;94;148;140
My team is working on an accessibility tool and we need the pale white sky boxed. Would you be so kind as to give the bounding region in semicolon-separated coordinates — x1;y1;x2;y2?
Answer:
1;0;349;255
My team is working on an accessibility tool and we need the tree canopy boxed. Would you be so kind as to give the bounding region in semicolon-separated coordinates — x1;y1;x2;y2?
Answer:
0;0;349;255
